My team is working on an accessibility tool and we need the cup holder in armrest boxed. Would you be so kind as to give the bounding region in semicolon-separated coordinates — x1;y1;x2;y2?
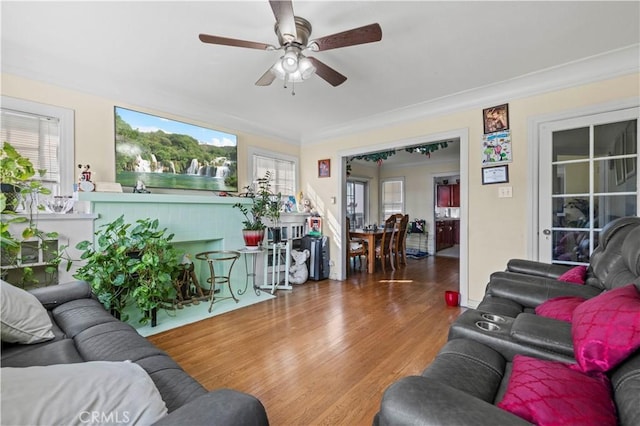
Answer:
475;321;501;332
481;313;506;323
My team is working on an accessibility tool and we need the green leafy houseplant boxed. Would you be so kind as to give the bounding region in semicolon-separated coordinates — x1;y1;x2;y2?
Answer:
75;215;179;325
1;141;68;287
233;171;281;230
233;171;282;246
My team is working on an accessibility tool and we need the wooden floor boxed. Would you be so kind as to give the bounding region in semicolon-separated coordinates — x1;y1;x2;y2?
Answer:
149;255;462;426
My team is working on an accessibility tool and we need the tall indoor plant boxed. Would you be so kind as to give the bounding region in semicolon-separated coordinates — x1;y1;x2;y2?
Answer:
75;215;179;325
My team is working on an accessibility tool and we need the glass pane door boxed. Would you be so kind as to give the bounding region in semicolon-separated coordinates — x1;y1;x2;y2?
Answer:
540;111;638;265
346;180;367;229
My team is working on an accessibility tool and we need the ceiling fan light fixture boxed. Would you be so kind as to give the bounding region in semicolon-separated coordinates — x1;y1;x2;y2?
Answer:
270;60;303;82
298;56;315;80
281;49;298;73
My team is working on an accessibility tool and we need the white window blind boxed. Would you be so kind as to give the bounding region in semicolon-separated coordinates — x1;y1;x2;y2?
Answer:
381;178;404;221
1;108;60;184
252;153;296;196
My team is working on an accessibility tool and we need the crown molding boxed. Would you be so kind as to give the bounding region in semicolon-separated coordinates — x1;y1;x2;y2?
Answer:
302;44;640;145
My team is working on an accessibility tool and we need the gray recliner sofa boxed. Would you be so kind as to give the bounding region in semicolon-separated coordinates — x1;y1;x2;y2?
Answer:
1;280;269;426
375;338;640;426
375;216;640;425
478;216;640;317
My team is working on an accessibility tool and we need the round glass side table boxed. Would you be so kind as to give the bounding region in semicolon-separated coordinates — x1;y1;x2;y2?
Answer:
194;250;241;313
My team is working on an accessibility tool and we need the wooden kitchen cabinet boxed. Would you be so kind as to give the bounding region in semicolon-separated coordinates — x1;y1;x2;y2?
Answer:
435;220;455;251
436;184;460;207
453;220;460;244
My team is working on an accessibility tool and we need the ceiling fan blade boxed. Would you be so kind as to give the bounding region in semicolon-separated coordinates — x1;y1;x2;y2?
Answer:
199;34;274;50
269;0;297;42
255;68;276;86
309;23;382;51
308;57;347;87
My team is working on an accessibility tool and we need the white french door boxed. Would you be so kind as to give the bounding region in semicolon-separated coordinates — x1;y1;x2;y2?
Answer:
346;179;368;229
538;108;638;264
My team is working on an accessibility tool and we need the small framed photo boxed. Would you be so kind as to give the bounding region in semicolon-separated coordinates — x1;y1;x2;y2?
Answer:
318;159;331;178
483;103;509;134
482;165;509;185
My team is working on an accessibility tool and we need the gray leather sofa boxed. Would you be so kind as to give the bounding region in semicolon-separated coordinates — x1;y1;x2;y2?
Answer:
376;338;640;426
375;217;640;425
478;217;640;317
1;281;269;426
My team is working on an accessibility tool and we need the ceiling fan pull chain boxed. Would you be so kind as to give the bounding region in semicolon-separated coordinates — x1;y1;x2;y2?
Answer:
291;80;296;96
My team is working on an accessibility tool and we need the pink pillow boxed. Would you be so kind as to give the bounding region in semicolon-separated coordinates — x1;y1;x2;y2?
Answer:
557;265;588;284
535;296;586;322
572;284;640;373
497;355;616;426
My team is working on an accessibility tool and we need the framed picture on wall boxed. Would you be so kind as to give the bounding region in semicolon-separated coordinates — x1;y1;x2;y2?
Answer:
483;103;509;134
318;159;331;178
482;165;509;185
114;106;238;192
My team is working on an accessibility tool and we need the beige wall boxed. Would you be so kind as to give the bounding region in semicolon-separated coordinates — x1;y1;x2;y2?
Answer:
299;73;639;304
2;72;638;305
1;73;296;191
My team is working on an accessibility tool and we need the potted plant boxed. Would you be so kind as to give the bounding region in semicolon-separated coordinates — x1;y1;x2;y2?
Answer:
264;186;283;244
233;171;282;248
75;215;179;326
1;141;36;212
1;141;69;287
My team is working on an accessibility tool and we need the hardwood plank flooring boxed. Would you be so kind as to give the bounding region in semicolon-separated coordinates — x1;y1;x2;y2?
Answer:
148;255;462;425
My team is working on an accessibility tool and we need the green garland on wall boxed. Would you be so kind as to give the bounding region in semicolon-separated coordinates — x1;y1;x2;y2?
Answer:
351;150;396;164
349;141;450;165
405;141;449;156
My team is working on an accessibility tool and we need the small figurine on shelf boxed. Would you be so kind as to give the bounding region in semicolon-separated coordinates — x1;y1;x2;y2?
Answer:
133;179;150;194
77;164;95;192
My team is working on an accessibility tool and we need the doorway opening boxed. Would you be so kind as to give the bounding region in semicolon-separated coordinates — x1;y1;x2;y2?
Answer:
338;128;469;307
433;174;460;258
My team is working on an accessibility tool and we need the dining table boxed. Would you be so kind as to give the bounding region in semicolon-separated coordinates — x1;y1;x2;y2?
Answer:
349;228;386;274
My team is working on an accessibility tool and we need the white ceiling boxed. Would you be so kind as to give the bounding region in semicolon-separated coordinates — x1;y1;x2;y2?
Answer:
2;1;639;146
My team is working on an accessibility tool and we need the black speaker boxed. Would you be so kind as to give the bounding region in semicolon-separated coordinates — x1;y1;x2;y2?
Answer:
300;235;330;280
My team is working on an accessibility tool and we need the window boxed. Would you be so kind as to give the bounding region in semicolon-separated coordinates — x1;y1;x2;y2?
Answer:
1;96;74;193
381;178;404;222
1;109;60;183
346;179;368;229
249;148;297;196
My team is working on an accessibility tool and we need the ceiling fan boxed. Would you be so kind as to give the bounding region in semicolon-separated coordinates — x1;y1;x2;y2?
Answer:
198;0;382;90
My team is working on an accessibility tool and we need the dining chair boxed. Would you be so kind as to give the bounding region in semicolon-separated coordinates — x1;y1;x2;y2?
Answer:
346;216;368;273
375;215;398;273
392;214;409;267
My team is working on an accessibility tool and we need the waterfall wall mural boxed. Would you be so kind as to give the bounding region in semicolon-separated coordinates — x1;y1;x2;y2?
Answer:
114;106;238;192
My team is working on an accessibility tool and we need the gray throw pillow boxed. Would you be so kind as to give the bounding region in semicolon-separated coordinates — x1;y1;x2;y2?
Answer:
1;361;168;425
1;279;55;343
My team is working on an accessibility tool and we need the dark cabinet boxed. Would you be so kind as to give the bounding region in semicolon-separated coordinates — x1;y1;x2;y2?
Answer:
436;184;460;207
453;220;460;245
436;220;455;251
436;220;460;251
